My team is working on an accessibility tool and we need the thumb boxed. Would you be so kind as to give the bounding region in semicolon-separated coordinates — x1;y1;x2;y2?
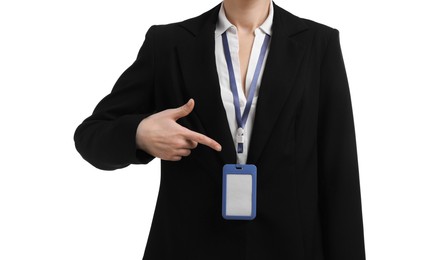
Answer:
170;98;195;120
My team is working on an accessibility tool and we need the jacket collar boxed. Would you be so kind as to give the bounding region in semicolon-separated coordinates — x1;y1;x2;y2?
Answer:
179;2;308;38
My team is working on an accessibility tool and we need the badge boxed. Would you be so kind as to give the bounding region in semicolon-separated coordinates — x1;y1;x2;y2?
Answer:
222;164;257;220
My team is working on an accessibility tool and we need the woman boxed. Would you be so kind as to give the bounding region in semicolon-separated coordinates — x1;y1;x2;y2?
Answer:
74;0;366;259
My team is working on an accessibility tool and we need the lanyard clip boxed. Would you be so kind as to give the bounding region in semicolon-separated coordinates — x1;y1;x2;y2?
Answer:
237;127;245;153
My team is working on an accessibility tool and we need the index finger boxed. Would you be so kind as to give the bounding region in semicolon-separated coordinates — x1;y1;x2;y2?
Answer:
182;129;222;152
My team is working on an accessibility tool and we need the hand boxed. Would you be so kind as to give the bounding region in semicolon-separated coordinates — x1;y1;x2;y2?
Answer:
135;99;222;161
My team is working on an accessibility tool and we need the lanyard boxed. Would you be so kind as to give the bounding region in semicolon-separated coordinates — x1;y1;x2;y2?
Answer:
222;31;271;154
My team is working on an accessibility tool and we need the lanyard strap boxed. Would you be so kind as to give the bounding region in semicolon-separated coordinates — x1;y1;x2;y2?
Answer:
222;31;271;153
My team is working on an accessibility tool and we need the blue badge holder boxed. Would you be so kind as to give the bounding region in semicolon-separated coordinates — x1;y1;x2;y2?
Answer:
222;164;257;220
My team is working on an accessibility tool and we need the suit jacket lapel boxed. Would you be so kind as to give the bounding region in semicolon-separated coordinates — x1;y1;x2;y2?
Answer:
247;3;309;165
176;4;237;165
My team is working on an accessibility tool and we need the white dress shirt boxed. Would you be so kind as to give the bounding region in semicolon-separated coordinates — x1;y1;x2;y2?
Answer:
215;2;274;164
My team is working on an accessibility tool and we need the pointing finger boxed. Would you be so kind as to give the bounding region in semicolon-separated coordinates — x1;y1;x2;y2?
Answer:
183;129;222;152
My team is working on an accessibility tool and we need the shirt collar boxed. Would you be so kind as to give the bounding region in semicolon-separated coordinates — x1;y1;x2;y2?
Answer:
215;1;274;36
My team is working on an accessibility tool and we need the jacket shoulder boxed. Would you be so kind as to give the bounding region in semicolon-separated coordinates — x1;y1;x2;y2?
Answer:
274;3;339;54
276;4;338;34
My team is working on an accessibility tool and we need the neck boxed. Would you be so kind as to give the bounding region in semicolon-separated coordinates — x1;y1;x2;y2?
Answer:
223;0;271;33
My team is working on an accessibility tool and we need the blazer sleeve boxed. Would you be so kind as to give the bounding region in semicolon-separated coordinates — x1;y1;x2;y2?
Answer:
73;26;158;170
317;29;366;259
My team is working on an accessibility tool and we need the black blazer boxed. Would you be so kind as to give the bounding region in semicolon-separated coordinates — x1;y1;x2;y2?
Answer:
74;2;365;260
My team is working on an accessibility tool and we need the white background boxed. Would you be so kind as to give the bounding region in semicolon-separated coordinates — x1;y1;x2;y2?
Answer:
1;0;443;259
